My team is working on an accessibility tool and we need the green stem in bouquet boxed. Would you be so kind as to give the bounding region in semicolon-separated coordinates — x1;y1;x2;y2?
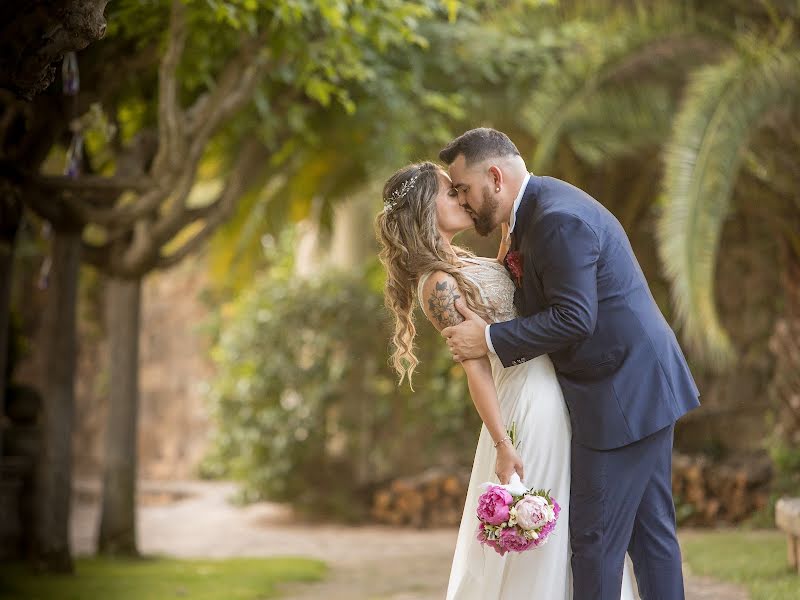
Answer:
506;420;520;449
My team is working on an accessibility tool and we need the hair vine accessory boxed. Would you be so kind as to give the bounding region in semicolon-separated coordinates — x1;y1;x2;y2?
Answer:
384;173;420;213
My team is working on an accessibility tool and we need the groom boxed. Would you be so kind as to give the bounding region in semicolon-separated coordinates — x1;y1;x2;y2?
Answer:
439;128;700;600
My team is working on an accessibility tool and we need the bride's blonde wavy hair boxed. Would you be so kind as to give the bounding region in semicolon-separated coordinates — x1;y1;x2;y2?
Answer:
375;161;494;390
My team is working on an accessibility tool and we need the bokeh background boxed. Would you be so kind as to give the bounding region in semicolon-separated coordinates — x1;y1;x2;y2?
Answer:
1;1;798;598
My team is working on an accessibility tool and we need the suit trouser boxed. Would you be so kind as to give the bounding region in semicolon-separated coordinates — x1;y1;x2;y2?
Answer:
569;423;684;600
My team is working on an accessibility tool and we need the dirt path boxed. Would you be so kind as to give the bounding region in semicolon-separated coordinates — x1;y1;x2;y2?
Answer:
71;479;748;600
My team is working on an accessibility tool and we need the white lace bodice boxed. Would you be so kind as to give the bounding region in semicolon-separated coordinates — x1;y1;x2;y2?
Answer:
417;256;518;323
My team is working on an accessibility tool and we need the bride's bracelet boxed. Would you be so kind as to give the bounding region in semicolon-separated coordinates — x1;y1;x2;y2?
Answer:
493;435;512;448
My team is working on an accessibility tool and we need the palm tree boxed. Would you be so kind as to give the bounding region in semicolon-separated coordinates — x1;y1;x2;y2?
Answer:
519;1;800;371
657;39;800;366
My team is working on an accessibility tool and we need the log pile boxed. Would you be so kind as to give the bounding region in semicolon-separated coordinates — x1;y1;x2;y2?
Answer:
672;452;772;525
372;453;773;528
371;468;471;528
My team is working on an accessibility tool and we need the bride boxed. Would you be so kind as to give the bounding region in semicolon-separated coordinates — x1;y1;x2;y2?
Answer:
375;161;640;599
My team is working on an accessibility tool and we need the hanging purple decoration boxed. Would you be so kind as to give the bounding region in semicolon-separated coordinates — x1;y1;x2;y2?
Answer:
37;255;52;290
39;51;81;289
63;48;82;178
62;51;79;96
37;219;54;289
64;133;84;178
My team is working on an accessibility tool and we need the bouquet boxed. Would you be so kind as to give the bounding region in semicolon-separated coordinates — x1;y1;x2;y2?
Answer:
475;422;561;556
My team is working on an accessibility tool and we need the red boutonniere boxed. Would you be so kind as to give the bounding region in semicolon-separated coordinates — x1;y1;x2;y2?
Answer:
504;250;524;288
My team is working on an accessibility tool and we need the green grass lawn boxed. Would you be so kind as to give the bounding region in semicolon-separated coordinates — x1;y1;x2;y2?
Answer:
0;555;327;600
681;529;797;600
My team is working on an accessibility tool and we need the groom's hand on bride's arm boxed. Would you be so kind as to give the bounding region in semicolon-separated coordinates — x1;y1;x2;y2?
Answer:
441;298;489;362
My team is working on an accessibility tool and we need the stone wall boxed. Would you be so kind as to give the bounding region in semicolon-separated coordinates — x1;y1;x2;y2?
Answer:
135;254;215;479
16;252;216;480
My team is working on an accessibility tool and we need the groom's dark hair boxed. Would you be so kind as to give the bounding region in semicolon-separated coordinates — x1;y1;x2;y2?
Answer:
439;127;521;166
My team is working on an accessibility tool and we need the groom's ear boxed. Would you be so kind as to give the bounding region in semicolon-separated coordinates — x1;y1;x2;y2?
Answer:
488;164;503;190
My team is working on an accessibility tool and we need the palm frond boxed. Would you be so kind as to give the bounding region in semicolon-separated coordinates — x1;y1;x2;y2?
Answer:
566;83;675;165
525;6;723;171
657;46;800;368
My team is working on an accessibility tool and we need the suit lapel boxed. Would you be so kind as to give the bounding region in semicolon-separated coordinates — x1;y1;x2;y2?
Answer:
510;174;541;247
510;175;543;314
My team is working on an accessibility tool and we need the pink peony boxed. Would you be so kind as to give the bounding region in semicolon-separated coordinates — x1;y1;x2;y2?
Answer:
477;486;513;525
498;527;530;553
515;495;554;530
491;541;506;555
528;500;561;547
475;522;486;540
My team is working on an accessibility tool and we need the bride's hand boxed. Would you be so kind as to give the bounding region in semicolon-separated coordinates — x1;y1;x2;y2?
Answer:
495;441;524;484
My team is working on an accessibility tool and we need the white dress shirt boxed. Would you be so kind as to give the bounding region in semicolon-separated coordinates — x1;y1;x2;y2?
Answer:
485;173;530;355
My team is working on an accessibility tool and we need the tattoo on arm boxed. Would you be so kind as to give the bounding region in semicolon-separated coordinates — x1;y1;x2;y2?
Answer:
428;280;465;328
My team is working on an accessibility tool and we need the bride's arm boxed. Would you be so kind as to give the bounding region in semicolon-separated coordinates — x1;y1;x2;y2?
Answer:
419;271;524;482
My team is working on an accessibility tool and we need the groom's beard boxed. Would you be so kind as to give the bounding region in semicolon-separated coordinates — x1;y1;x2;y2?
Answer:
472;185;500;237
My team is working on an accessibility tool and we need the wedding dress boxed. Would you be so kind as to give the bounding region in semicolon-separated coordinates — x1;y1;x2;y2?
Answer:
418;255;640;600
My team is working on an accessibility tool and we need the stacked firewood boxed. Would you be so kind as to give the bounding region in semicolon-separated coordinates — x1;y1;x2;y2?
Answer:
372;454;772;529
671;452;772;525
371;468;471;528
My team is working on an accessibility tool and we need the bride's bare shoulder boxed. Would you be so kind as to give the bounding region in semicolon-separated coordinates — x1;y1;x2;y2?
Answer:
418;270;466;332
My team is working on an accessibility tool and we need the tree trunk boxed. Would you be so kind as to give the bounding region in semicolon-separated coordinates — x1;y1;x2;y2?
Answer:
97;275;141;556
0;0;109;100
0;237;13;430
329;193;375;486
33;229;80;573
329;193;374;270
0;187;23;450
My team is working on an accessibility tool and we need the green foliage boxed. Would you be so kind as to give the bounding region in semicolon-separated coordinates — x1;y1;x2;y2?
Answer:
200;226;480;520
84;0;496;290
0;556;326;600
501;0;800;372
769;439;800;496
206;0;582;289
106;0;439;105
99;0;463;200
681;529;798;600
566;84;676;165
658;45;800;368
524;4;708;170
751;430;800;526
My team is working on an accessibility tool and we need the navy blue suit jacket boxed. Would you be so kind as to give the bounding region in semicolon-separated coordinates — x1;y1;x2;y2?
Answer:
490;175;700;450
